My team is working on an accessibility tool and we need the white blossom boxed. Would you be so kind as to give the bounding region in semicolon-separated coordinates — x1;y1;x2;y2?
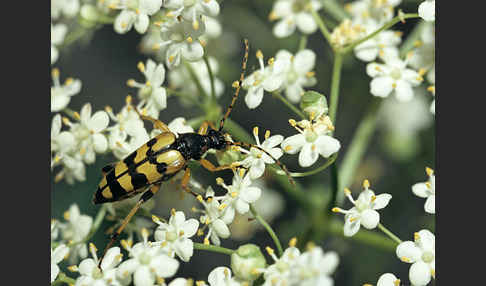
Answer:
51;24;68;65
51;68;82;112
52;0;80;19
197;187;235;245
207;267;242;286
408;22;435;85
217;170;262;215
412;167;435;214
51;244;70;282
281;115;340;167
112;0;163;34
57;153;87;184
396;230;435;286
163;0;220;30
242;50;289;109
418;0;435;22
153;210;199;262
345;0;401;28
68;103;110;164
117;228;180;286
73;244;128;286
333;180;392;237
376;273;401;286
330;19;367;48
366;55;424;101
269;0;322;38
128;59;167;118
261;246;301;286
275;49;317;103
239;127;283;180
58;204;93;263
354;24;402;62
51;114;76;168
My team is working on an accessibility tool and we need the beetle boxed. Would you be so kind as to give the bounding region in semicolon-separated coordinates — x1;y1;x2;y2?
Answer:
93;39;294;265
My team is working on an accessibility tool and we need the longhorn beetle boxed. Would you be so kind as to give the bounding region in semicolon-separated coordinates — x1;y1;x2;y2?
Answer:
93;39;294;266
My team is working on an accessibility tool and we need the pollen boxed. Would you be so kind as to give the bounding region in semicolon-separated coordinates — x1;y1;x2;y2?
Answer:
427;85;435;94
256;50;263;60
284;145;293;152
196;195;203;202
331;207;341;213
153;21;163;27
363;179;370;189
239;168;246;178
306;71;315;78
67;265;78;272
89;242;97;252
344;188;351;195
52;68;60;78
268;57;275;66
374;66;382;72
192;20;199;30
289;119;297;126
425;182;432;189
121;22;127;28
204;237;210;245
79;147;86;155
65;77;74;85
268;11;277;21
231;191;238;198
169;55;175;63
400;256;411;263
135;8;140;14
426;167;434;176
145;80;151;87
265;246;274;255
311;144;316;151
392;82;397;89
371;195;376;202
394;279;401;286
152;43;161;50
414;232;420;241
63;211;70;220
73;111;81;120
265;130;271;140
127;79;136;87
289;237;297;247
232;81;240;88
197;229;204;236
199;39;207;47
137;62;145;73
253;126;259;137
414;40;423;47
186;36;193;43
171;208;176;216
349;217;357;222
218;204;227;211
216;177;224;185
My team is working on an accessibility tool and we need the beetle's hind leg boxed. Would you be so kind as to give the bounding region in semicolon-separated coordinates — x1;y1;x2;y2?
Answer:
133;107;172;133
98;183;161;268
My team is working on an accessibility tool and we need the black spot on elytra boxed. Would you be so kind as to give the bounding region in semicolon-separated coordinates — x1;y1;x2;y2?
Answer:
106;171;127;198
157;162;167;174
131;172;149;190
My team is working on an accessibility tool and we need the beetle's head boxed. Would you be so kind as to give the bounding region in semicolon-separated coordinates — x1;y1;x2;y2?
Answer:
207;129;227;150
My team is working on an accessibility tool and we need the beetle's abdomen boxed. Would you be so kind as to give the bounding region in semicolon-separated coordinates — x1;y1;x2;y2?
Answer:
93;132;185;204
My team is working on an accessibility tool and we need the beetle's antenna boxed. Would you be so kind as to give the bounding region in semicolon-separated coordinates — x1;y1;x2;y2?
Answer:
219;39;249;131
229;141;295;186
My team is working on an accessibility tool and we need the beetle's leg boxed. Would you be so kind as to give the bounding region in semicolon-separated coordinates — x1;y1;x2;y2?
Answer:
134;108;171;133
199;158;241;172
198;121;218;135
98;184;161;268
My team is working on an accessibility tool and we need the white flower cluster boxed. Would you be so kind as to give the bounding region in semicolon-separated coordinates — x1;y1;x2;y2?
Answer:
51;0;81;65
258;241;339;286
242;49;317;108
269;0;323;38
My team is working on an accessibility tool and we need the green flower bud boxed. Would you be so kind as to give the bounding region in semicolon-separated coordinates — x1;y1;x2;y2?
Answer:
216;148;243;166
231;244;266;282
300;91;328;119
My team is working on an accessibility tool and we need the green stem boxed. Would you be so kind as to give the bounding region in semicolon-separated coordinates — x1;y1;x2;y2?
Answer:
270;169;311;211
378;223;403;244
310;9;333;47
194;242;235;255
340;13;420;54
223;118;255;144
203;55;217;101
272;92;306;120
250;204;283;256
320;0;350;22
329;52;343;125
183;61;208;100
166;87;204;108
328;163;339;215
338;98;381;202
298;35;308;51
53;272;77;285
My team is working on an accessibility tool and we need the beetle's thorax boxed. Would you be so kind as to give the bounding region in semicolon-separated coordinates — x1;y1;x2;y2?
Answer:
175;131;226;161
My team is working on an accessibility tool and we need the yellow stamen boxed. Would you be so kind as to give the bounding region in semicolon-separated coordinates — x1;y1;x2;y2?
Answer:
349;217;357;222
197;229;204;236
363;179;370;189
284;145;292;152
171;208;176;216
288;119;297;126
52;68;60;79
137;62;145;73
168;55;175;63
193;20;199;30
127;79;136;87
414;232;420;241
218;204;227;211
401;256;411;263
344;188;351;195
232;81;239;88
89;242;97;252
199;39;207;47
264;130;270;140
186;36;193;43
265;246;274;255
141;228;149;238
256;50;263;59
216;177;224;185
289;237;297;247
253;126;259;137
268;11;277;21
426;167;434;176
306;71;315;77
79;147;87;155
73;112;81;121
394;279;401;286
331;207;340;213
204;237;210;245
427;85;435;94
196;195;203;203
67;265;78;272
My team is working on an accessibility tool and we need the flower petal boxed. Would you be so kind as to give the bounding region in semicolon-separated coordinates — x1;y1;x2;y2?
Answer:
372;193;392;210
412;183;429;198
295;13;317;34
89;111;109;133
281;134;306;154
360;209;379;229
245;86;264;109
273;18;296;38
409;261;432;286
394;80;414;102
370;76;394;97
299;143;319;167
315;135;341;158
134;266;155;286
396;241;422;263
424;195;435;214
294;49;316;74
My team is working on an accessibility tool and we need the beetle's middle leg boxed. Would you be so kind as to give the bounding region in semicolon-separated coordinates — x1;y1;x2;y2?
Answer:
98;183;161;268
197;121;218;135
199;158;241;172
134;108;171;133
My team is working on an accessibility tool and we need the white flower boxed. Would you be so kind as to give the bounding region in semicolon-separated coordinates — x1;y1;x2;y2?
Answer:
163;0;220;29
113;0;163;34
396;230;435;286
73;244;127;286
330;19;367;48
128;59;167;118
281;115;340;167
408;22;435;85
242;50;289;109
202;16;222;39
275;49;317;103
51;114;76;168
168;117;194;135
57;153;87;184
207;267;241;286
366;55;424;101
412;167;435;214
157;18;206;69
261;245;301;286
333;180;392;237
218;170;262;215
68;103;110;164
345;0;400;28
52;0;80;19
197;187;235;245
376;273;401;286
239;127;283;180
51;68;82;112
418;0;435;22
117;228;180;286
153;210;199;262
168;57;225;105
59;204;93;263
51;24;68;65
290;246;339;286
106;100;150;159
269;0;322;38
354;24;401;62
51;244;70;282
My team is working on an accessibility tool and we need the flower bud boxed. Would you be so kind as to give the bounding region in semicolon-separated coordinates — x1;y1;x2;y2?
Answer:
231;244;266;281
300;91;328;119
80;4;100;22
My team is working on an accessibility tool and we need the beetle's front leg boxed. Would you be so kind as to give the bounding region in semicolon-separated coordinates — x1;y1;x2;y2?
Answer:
199;158;241;172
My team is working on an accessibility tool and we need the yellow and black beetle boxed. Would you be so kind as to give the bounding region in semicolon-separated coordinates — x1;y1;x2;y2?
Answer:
93;39;293;265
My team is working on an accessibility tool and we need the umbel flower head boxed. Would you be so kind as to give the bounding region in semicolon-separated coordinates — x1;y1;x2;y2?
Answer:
112;0;163;34
333;180;392;236
51;68;82;112
396;229;435;286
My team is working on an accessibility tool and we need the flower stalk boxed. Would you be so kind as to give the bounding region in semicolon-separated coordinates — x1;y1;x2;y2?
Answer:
194;242;235;255
250;204;283;257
